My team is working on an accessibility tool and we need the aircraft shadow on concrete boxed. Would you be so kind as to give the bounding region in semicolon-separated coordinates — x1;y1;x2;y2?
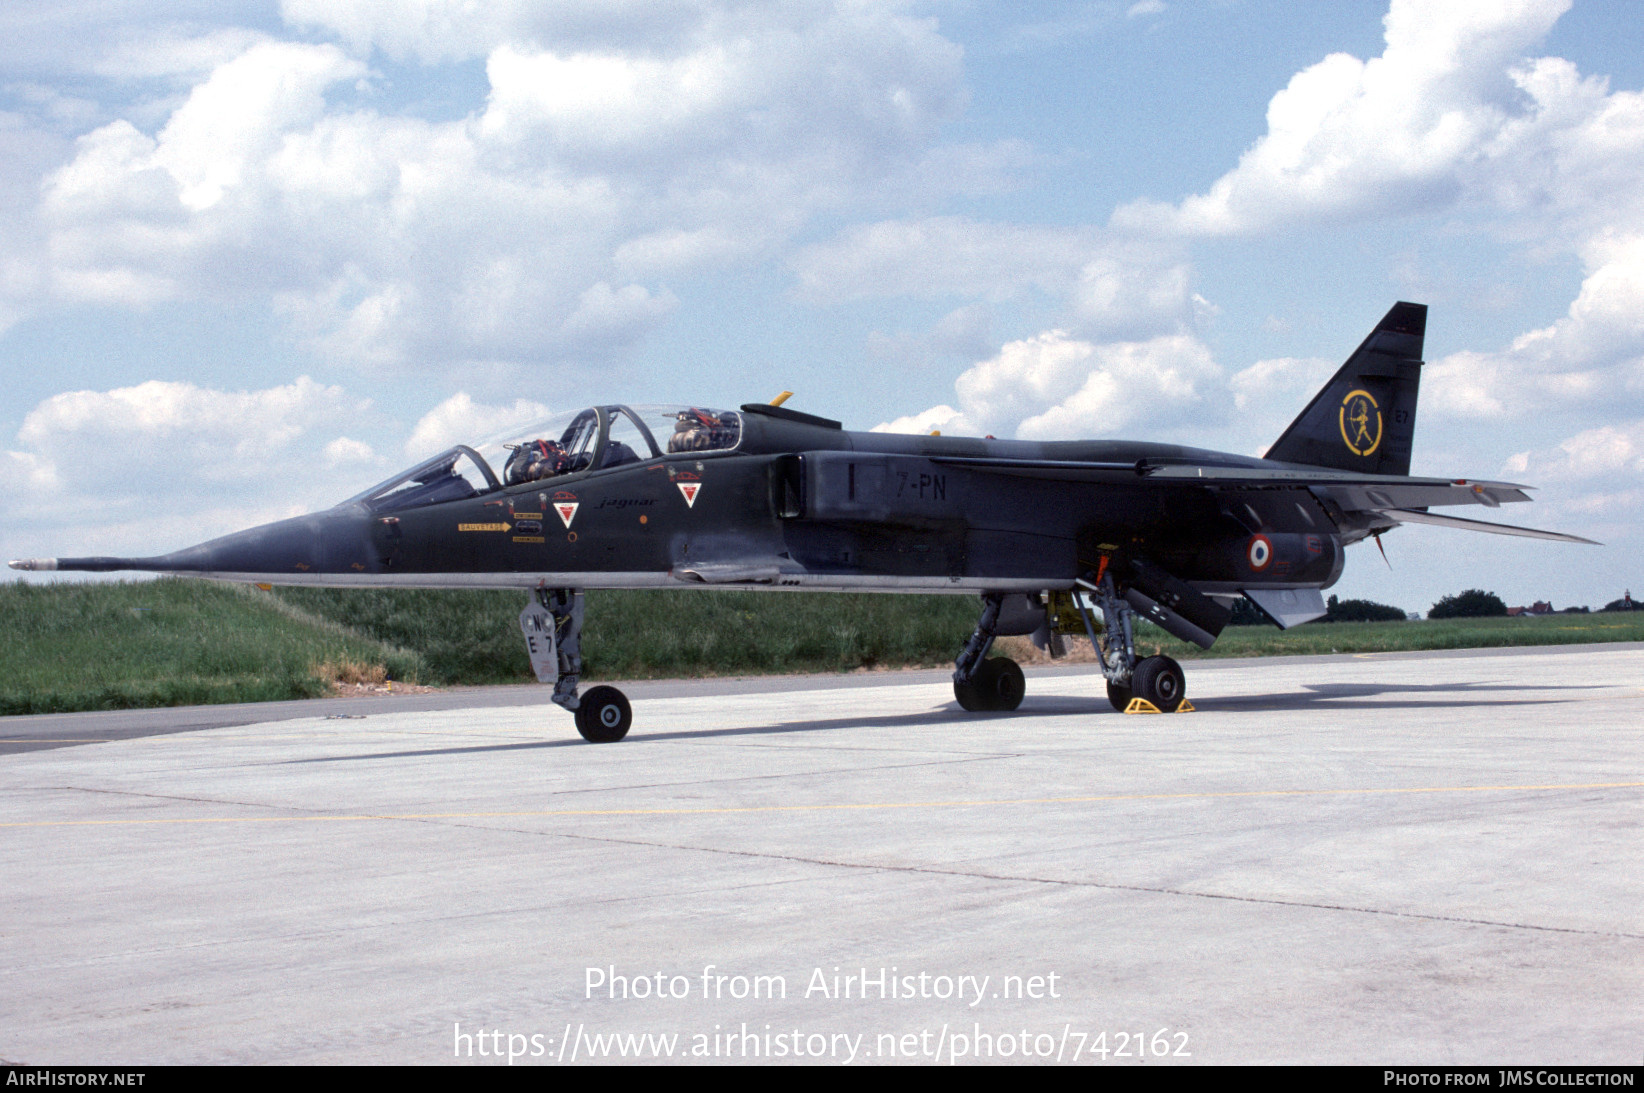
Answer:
289;677;1590;764
1210;678;1598;714
289;704;1054;762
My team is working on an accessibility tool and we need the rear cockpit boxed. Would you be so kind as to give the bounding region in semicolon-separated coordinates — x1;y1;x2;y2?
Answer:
350;405;744;514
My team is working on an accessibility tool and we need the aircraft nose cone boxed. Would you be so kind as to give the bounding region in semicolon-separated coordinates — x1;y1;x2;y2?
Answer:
154;507;375;576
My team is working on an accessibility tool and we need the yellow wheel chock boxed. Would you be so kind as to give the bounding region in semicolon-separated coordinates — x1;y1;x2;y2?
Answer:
1124;698;1195;714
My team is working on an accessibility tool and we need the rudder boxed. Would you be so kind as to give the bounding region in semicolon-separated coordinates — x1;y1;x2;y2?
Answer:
1266;301;1425;476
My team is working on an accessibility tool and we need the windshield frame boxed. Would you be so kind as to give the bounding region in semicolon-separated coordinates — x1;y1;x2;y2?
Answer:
345;444;501;510
341;404;738;513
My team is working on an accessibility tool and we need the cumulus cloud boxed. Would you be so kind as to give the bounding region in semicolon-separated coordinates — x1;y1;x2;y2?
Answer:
917;0;1644;441
20;2;971;372
791;217;1104;305
872;404;967;437
878;330;1221;440
94;27;275;83
0;374;394;570
0;450;59;494
0;379;566;561
1070;246;1208;338
560;282;678;346
323;436;378;466
1506;419;1644;481
279;0;711;65
403;392;552;457
1426;233;1644;419
17;376;369;466
1114;0;1574;236
1228;356;1334;453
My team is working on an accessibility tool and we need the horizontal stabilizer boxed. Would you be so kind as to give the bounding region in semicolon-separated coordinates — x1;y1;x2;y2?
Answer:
1243;588;1329;629
1380;508;1599;544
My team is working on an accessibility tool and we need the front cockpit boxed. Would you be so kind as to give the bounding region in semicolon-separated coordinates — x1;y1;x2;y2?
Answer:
349;404;744;514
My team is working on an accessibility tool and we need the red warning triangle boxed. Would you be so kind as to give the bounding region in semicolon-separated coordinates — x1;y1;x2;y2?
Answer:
677;482;700;508
555;502;579;528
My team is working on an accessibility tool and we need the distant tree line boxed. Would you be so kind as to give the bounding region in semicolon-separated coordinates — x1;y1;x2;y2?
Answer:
1228;587;1634;625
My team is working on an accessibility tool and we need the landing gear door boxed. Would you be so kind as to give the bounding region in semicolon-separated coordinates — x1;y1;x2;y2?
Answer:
519;601;558;683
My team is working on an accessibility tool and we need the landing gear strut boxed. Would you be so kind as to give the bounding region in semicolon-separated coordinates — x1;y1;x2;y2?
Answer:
953;592;1025;712
1074;572;1186;713
520;587;632;742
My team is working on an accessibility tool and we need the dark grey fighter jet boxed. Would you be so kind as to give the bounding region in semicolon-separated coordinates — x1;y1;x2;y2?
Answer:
11;303;1593;741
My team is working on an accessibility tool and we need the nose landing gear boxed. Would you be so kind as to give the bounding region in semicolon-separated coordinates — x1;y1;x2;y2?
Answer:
521;587;633;742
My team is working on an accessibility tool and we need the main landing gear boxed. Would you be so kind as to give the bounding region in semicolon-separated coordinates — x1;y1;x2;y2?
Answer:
953;583;1189;715
520;587;633;742
1073;573;1187;713
952;592;1026;712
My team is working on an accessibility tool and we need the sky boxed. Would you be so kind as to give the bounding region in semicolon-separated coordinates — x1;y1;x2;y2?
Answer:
2;0;1641;614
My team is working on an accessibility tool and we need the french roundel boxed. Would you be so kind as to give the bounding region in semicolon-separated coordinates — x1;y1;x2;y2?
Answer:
1248;534;1273;571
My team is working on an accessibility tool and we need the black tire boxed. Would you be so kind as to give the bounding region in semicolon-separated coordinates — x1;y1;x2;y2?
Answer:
955;658;1025;712
574;685;632;742
1106;681;1133;713
1131;655;1185;713
977;657;1025;711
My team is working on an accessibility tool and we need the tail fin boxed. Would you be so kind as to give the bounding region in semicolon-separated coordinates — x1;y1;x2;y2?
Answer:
1266;301;1425;476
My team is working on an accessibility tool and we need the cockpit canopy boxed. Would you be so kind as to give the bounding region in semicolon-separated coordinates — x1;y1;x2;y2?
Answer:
351;404;743;514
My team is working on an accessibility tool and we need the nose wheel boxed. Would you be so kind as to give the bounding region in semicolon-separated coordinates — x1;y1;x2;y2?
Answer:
574;685;633;743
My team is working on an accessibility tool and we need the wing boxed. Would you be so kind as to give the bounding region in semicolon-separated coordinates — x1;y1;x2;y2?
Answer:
1377;507;1597;544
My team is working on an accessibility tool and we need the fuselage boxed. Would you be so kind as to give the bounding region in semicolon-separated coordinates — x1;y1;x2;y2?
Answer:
30;403;1345;598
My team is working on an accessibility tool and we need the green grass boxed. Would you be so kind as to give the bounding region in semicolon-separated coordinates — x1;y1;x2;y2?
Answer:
270;587;981;684
4;579;1643;715
1134;611;1644;660
0;580;421;715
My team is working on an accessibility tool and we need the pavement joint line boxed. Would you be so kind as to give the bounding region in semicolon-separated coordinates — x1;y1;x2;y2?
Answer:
499;824;1644;943
5;779;1642;828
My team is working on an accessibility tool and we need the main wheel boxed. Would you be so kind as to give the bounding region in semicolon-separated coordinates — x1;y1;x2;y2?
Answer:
574;685;632;742
955;658;1025;712
976;657;1025;711
1131;655;1185;713
1106;680;1133;713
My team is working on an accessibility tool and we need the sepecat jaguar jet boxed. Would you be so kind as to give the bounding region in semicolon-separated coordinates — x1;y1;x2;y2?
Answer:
11;302;1594;741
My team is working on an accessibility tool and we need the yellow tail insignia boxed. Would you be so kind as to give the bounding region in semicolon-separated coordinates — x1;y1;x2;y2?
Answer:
1338;388;1383;457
